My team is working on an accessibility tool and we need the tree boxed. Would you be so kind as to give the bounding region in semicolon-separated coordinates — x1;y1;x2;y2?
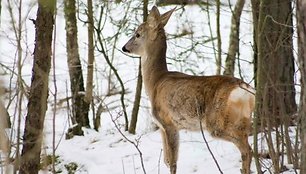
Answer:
0;100;9;153
95;2;130;131
7;0;25;172
297;1;306;173
85;0;95;129
19;0;56;173
215;0;221;75
250;1;260;172
64;0;90;131
223;0;245;76
128;0;147;134
255;0;297;172
250;0;259;87
0;86;10;169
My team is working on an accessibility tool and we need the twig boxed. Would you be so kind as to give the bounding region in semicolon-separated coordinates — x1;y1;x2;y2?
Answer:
0;62;29;95
132;155;136;174
95;6;129;131
199;120;223;174
51;5;58;174
196;100;223;174
239;82;256;96
200;1;217;71
122;158;126;174
158;149;162;174
107;108;147;174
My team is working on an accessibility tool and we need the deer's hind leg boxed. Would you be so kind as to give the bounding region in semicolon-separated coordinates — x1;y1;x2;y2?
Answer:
235;134;252;174
225;117;252;174
233;117;252;174
210;116;252;174
160;126;179;174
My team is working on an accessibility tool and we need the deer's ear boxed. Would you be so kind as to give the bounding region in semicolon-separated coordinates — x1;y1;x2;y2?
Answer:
160;7;175;27
147;6;161;29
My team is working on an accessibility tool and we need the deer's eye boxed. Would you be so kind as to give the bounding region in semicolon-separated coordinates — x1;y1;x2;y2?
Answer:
135;33;140;38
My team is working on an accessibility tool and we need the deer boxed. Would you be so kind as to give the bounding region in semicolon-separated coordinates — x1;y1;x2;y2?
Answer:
122;6;255;174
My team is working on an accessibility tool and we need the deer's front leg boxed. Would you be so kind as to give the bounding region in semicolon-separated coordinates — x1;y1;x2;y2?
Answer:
161;126;179;174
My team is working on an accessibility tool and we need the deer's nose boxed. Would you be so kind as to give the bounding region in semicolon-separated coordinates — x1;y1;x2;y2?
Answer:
122;46;130;53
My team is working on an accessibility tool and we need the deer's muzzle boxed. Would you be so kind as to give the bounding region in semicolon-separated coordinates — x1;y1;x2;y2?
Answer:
122;45;130;53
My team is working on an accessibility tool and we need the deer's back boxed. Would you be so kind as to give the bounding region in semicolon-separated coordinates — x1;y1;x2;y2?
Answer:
151;72;254;131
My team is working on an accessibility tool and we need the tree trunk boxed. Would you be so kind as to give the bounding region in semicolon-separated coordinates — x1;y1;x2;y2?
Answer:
297;1;306;173
128;0;148;134
0;100;9;152
0;88;9;169
256;0;297;172
64;0;90;129
216;0;221;75
85;0;94;104
128;62;142;134
223;0;245;76
250;1;261;172
19;0;55;173
257;0;296;120
251;0;259;87
85;0;96;129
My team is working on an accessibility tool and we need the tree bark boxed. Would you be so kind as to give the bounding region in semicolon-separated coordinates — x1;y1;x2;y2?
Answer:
85;0;96;130
257;0;296;123
250;1;261;172
256;0;297;172
128;0;148;134
128;62;142;134
0;100;9;152
251;0;259;87
85;0;94;104
216;0;221;75
223;0;245;76
297;1;306;173
64;0;89;128
0;86;9;169
19;0;55;173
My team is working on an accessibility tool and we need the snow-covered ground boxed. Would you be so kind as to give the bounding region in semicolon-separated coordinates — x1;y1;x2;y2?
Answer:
0;0;300;173
43;117;253;174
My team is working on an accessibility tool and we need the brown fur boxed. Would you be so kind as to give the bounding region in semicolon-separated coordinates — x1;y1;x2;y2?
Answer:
122;6;255;174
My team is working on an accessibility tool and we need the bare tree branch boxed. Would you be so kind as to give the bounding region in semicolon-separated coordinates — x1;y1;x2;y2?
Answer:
108;109;147;174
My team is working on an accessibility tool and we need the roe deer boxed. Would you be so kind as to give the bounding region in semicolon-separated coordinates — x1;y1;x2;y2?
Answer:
122;6;255;174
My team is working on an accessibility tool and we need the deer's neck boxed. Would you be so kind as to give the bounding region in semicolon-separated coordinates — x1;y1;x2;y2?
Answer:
141;38;168;99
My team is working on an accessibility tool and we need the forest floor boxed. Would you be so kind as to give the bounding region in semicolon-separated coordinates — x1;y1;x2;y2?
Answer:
38;107;299;174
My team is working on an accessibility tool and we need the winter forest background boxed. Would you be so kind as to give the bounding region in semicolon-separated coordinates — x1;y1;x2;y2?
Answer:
0;0;306;173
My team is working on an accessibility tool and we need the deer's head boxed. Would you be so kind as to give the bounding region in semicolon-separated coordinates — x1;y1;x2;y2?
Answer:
122;6;175;57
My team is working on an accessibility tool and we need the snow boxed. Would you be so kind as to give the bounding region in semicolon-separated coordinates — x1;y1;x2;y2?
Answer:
43;119;248;174
0;0;300;174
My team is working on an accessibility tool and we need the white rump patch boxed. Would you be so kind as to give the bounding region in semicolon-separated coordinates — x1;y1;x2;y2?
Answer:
229;84;255;102
228;84;255;118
